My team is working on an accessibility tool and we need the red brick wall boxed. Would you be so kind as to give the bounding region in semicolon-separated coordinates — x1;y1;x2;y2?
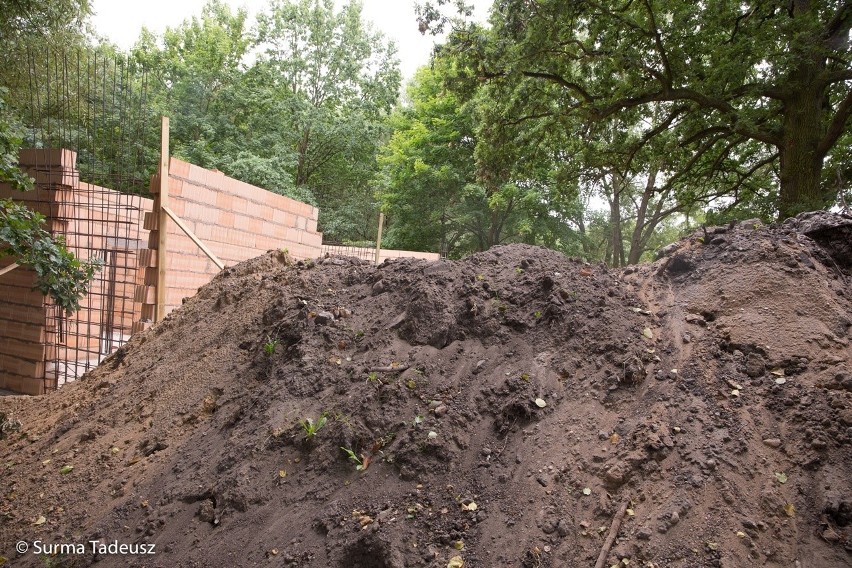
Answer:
136;158;323;324
1;150;151;394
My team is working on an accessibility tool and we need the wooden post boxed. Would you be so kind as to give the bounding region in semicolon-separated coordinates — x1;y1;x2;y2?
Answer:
156;116;169;322
374;212;385;265
0;262;20;277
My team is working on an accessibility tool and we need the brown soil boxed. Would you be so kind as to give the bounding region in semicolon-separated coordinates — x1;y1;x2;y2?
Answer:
1;212;851;568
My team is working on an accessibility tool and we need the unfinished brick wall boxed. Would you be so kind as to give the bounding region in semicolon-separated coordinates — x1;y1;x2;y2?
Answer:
1;150;436;395
0;149;150;394
136;158;323;325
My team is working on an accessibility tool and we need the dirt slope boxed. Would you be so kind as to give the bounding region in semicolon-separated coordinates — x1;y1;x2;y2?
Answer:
1;212;850;568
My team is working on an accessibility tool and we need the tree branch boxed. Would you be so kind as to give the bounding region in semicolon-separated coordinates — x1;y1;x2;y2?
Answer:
521;71;596;103
642;0;672;85
817;88;852;157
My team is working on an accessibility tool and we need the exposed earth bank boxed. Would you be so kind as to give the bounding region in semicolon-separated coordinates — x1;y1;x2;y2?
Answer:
1;212;851;567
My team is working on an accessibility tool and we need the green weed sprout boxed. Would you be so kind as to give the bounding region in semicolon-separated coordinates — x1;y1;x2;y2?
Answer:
341;447;364;470
263;336;280;356
300;414;327;439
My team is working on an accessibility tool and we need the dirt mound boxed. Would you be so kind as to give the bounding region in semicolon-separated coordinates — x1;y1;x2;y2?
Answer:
1;214;851;567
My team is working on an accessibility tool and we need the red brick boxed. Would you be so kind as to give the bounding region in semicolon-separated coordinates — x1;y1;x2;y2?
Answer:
232;197;248;214
233;214;252;231
0;336;46;362
18;148;77;168
0;320;46;343
216;210;234;227
167;176;184;197
302;232;322;247
169;158;191;178
134;285;156;304
215;191;234;211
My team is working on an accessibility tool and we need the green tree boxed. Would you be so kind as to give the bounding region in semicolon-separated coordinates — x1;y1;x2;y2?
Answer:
255;0;400;240
378;61;586;257
377;65;476;255
134;0;401;242
424;0;852;219
133;2;255;172
0;0;92;97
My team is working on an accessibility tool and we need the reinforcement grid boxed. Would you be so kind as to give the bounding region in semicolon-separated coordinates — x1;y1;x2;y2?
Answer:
22;48;156;391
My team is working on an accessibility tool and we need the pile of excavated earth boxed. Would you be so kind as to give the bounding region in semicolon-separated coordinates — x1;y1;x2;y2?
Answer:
1;211;851;568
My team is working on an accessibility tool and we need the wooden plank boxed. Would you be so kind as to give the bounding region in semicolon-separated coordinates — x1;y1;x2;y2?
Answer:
374;212;385;265
162;205;225;270
156;116;169;322
0;262;20;277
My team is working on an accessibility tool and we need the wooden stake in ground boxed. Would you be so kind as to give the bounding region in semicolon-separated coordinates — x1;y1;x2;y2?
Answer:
156;116;169;322
374;212;384;266
594;499;631;568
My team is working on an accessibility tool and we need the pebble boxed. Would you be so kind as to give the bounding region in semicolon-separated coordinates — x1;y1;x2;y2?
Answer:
314;311;335;325
762;438;782;448
745;353;765;378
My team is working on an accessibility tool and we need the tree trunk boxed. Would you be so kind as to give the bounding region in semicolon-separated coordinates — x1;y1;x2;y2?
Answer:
627;165;658;265
778;88;827;218
608;173;625;267
295;127;311;187
777;33;834;219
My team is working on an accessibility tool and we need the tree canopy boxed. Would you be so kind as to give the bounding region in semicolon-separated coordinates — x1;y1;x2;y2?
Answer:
132;0;401;242
421;0;852;220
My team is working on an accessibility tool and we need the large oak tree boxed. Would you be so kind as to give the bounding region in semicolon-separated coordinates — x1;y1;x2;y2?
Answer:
427;0;852;219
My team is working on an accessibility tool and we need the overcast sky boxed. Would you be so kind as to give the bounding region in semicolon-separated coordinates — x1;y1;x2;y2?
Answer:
90;0;491;82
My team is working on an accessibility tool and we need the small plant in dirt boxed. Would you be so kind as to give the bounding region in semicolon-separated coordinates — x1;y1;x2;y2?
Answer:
515;267;524;274
354;329;365;342
262;336;279;356
341;447;365;471
412;415;424;427
366;371;380;384
300;414;327;439
533;310;542;319
476;274;485;281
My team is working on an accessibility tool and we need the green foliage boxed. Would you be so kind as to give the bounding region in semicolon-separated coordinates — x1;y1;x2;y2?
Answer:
340;446;364;470
0;91;32;191
262;336;280;356
300;414;328;439
0;0;92;93
132;0;401;243
433;0;851;220
0;198;100;313
377;60;586;257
